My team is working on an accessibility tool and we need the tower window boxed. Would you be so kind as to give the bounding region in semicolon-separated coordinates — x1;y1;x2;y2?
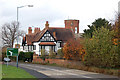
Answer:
71;22;73;26
75;27;77;33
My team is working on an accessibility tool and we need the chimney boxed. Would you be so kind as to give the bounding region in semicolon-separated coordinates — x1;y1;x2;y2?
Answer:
45;21;49;29
34;27;36;33
34;27;41;33
28;27;32;34
36;27;38;32
38;28;41;31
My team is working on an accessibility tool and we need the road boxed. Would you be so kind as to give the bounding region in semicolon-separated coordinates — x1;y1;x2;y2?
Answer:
7;62;120;80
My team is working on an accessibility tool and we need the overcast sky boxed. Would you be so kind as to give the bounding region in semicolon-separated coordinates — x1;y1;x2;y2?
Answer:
0;0;120;33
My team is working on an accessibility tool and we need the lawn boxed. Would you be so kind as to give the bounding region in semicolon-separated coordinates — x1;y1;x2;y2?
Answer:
2;64;37;79
0;64;2;80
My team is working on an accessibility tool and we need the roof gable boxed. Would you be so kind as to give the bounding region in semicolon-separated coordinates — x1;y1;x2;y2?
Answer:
39;30;56;42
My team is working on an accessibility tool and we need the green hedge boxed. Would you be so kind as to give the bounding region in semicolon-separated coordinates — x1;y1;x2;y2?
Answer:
19;51;34;62
2;51;34;62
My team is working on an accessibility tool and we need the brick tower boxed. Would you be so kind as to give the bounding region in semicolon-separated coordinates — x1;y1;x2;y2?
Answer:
64;19;79;34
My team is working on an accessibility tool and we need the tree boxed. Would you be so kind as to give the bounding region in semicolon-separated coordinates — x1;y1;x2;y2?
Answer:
113;13;120;66
63;39;86;61
84;27;119;68
83;18;112;37
2;21;25;47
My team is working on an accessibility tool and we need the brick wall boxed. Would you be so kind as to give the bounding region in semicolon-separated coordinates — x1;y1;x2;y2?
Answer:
33;56;83;67
32;56;120;76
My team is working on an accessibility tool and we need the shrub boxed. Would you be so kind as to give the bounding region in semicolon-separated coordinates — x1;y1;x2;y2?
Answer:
57;49;64;58
25;52;34;62
41;49;48;56
63;39;86;61
49;49;56;59
40;49;48;61
19;51;34;62
19;51;25;61
84;27;120;68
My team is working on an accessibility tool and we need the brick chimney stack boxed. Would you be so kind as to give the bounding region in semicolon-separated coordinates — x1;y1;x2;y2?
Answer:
34;27;36;33
34;27;41;33
38;28;41;31
45;21;49;29
28;27;32;34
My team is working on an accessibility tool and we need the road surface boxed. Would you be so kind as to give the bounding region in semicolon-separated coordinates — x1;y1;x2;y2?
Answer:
6;62;120;80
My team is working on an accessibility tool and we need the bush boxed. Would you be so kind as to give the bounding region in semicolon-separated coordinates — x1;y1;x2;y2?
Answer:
84;27;120;68
57;49;64;58
19;51;34;62
49;49;56;59
63;39;86;61
41;49;48;56
19;51;25;61
40;49;48;61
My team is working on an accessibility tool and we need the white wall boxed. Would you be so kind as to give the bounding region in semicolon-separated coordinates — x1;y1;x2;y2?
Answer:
33;42;41;55
55;42;62;52
20;41;63;55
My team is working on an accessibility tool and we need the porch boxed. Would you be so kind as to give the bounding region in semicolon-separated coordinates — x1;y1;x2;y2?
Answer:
39;42;56;55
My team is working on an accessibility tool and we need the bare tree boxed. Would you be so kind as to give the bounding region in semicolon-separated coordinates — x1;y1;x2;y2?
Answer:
2;21;25;48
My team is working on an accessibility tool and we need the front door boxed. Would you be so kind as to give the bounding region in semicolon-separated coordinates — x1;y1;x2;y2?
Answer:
45;46;50;54
40;46;54;55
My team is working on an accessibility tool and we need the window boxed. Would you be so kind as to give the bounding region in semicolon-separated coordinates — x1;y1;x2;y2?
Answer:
24;46;27;50
33;45;36;50
23;46;24;50
58;42;62;48
29;46;32;51
75;27;77;33
44;34;46;36
60;42;62;47
71;22;73;26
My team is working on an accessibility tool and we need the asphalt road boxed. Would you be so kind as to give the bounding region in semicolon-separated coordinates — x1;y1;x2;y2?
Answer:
6;62;120;80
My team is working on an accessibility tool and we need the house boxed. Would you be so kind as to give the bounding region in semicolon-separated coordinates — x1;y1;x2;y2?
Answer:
21;19;79;55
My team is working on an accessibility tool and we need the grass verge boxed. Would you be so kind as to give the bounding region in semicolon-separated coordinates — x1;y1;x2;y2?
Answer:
2;64;36;78
0;64;2;80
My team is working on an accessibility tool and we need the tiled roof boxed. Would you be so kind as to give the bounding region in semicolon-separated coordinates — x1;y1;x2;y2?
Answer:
39;42;56;45
23;27;74;45
48;27;74;41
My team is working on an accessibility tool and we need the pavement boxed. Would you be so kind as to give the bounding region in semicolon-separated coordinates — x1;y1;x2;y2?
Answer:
4;62;120;80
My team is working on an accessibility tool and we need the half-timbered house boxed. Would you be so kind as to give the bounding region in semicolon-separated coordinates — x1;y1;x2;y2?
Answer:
22;20;79;55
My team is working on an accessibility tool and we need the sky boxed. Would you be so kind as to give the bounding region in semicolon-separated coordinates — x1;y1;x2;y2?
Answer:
0;0;120;34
